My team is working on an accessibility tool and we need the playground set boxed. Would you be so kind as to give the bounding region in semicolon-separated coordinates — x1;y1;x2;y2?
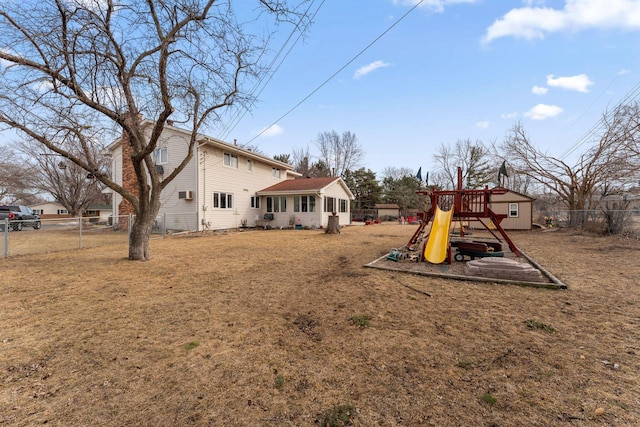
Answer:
400;167;521;265
372;169;566;288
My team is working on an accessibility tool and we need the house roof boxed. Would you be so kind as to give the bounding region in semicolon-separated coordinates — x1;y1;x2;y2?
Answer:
257;177;354;199
375;203;400;209
492;187;536;201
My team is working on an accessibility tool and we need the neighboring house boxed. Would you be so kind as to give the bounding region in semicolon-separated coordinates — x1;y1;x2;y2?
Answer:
105;121;354;231
30;201;72;218
468;189;535;230
29;202;111;222
257;177;354;229
375;203;400;220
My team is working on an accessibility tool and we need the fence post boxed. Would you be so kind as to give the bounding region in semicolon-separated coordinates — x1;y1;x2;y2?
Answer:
163;213;167;237
79;216;83;249
3;218;8;258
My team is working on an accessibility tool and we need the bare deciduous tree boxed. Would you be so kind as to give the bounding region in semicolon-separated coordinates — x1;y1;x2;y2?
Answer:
502;103;640;227
0;0;309;260
433;139;493;189
0;145;37;203
15;140;110;217
315;130;363;177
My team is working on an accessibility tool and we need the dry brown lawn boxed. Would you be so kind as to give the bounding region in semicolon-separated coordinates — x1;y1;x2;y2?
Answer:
1;224;639;426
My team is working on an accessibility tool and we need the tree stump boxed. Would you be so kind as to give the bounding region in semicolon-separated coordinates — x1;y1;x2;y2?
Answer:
326;214;340;234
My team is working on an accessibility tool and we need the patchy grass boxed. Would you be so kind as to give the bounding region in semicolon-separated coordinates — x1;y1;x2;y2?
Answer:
320;404;356;427
349;314;371;328
481;393;497;406
1;225;639;426
183;341;200;350
524;319;556;333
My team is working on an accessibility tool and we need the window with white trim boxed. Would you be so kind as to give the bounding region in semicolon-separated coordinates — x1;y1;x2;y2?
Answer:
57;209;69;215
272;168;281;178
508;203;519;218
213;192;234;209
339;199;348;213
251;196;260;209
223;153;238;168
266;196;286;212
246;159;253;172
294;195;316;213
324;197;336;213
153;147;168;165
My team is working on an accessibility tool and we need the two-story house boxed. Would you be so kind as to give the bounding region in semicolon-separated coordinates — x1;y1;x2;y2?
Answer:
105;121;354;231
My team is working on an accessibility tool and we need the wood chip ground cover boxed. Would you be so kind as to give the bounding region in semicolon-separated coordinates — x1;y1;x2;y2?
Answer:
1;224;639;426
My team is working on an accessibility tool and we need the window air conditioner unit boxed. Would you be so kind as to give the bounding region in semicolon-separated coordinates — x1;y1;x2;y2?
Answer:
179;190;193;200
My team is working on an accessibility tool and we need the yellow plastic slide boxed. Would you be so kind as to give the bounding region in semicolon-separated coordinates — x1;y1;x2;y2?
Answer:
424;205;454;264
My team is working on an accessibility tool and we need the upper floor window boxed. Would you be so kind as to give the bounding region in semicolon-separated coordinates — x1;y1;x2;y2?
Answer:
246;159;253;172
153;147;168;165
224;152;238;168
272;168;281;178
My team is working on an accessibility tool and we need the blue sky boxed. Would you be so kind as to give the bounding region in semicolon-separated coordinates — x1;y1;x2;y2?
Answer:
212;0;640;177
2;0;639;179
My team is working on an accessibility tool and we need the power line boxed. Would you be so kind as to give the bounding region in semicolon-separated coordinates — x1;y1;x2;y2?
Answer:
243;0;426;145
559;79;640;161
558;50;640;161
219;0;324;141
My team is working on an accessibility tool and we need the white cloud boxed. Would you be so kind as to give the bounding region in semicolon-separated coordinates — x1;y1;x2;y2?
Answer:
476;121;490;129
546;73;593;92
392;0;478;13
354;60;391;79
617;68;631;75
532;85;548;95
501;112;519;119
32;80;54;93
259;124;283;138
483;0;640;44
524;103;563;120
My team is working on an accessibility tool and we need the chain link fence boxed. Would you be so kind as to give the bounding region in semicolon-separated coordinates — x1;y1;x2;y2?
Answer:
1;213;197;258
538;209;640;235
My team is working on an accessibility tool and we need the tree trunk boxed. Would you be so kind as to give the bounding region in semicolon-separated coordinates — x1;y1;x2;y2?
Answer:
128;213;155;261
326;214;340;234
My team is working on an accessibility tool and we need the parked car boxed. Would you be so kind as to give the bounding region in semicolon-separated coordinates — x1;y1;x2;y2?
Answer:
0;205;41;231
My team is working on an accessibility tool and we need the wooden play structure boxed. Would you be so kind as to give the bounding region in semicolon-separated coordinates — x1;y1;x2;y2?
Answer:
407;168;521;263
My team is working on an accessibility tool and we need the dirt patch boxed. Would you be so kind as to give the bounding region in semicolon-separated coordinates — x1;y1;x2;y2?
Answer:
1;224;639;426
